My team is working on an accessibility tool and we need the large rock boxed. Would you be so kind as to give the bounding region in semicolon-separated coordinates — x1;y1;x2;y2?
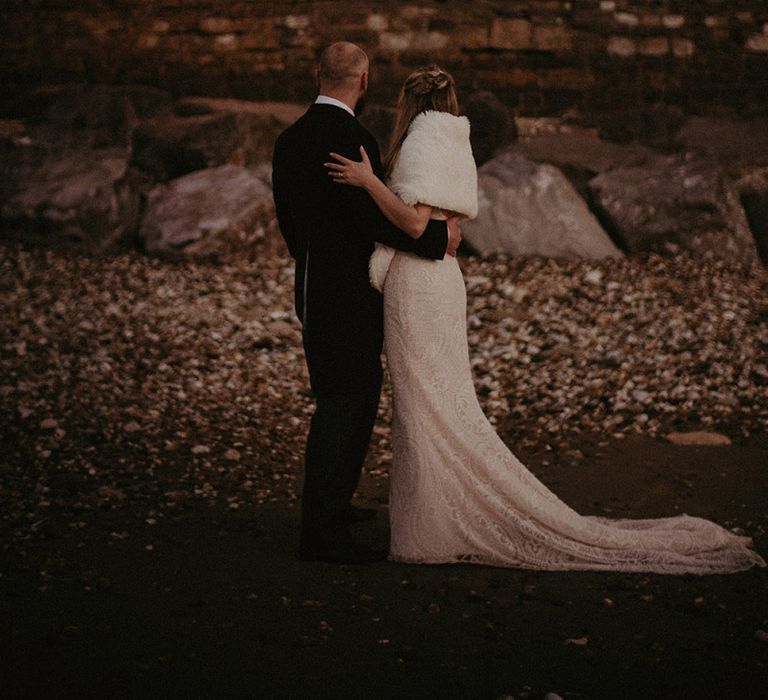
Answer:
132;98;303;181
174;98;304;147
18;83;174;152
462;90;517;166
462;150;622;259
358;103;397;156
589;153;760;263
0;119;49;204
517;124;653;178
736;166;768;264
676;116;768;166
1;147;141;252
46;83;172;126
174;97;303;127
131;112;243;181
592;104;686;152
139;164;274;260
516;124;654;202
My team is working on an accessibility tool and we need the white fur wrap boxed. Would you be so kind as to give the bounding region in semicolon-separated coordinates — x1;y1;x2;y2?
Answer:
369;110;478;292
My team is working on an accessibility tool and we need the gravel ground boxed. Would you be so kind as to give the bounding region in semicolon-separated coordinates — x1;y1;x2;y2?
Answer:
1;236;766;542
1;236;767;699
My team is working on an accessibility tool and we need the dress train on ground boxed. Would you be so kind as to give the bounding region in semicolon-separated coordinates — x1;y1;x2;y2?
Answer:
383;250;767;575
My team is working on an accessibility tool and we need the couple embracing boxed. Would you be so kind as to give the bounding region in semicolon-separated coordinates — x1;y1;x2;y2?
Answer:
272;42;765;573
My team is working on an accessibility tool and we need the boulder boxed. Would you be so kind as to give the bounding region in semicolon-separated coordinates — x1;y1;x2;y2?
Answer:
0;84;74;123
676;116;768;166
139;164;274;260
462;90;517;166
592;104;686;152
517;125;653;178
131;111;243;181
358;103;397;155
735;166;768;265
1;146;141;252
589;153;760;264
21;83;174;152
249;161;273;189
176;99;303;161
174;97;303;127
461;150;622;259
132;98;304;180
0;119;49;204
46;83;172;124
516;124;654;202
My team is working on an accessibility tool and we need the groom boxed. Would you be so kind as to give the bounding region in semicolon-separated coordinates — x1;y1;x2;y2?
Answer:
272;42;462;563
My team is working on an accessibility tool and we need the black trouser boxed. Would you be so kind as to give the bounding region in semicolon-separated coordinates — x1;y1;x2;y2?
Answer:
300;366;382;548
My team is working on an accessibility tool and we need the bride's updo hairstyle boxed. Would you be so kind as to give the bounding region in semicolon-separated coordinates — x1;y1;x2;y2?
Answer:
384;64;459;175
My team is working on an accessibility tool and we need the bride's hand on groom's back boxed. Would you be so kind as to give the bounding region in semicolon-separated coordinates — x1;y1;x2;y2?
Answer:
325;146;377;190
446;216;462;257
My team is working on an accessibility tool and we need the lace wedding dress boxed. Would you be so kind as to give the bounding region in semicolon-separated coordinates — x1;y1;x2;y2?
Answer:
374;110;766;575
382;245;766;574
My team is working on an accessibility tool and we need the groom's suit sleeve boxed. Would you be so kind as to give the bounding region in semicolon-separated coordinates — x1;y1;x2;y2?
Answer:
333;133;448;260
271;132;301;260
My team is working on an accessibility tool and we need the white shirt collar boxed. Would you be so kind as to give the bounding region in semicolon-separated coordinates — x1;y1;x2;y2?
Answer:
314;95;355;117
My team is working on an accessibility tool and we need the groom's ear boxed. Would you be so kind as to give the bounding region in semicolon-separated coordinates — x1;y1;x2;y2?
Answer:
360;70;369;93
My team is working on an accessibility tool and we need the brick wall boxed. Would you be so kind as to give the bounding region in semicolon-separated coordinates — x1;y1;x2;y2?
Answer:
2;0;768;115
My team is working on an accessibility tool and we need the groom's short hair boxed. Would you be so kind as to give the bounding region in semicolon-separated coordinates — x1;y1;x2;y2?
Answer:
318;42;369;88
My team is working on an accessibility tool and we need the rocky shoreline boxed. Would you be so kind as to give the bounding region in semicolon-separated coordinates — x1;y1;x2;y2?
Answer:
2;84;768;266
1;235;766;549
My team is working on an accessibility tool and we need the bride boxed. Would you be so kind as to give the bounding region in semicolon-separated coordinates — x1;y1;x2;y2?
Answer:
325;65;766;575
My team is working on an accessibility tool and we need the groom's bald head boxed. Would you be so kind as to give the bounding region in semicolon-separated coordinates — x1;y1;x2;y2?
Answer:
317;42;369;90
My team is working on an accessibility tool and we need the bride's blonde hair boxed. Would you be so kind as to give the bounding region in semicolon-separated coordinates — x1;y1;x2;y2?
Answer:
383;64;459;176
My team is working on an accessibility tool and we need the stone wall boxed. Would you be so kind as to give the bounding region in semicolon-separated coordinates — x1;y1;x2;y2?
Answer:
3;1;768;115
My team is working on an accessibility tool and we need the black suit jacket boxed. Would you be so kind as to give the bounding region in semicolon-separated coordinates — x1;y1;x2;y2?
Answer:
272;102;448;395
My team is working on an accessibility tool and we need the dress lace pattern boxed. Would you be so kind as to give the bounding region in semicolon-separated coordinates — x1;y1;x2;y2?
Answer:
383;249;767;575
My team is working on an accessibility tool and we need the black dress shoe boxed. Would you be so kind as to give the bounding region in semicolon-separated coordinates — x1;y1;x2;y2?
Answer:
299;541;388;564
345;505;377;524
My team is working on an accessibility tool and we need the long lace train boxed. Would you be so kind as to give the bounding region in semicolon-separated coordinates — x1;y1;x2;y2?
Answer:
383;250;766;575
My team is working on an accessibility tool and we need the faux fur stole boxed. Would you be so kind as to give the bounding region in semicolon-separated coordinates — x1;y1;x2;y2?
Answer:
388;110;478;219
369;110;478;292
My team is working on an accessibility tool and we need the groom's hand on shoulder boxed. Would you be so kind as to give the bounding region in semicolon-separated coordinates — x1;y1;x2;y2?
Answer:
446;216;462;257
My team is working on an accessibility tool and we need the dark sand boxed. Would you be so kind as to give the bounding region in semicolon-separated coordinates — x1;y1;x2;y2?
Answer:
2;434;766;700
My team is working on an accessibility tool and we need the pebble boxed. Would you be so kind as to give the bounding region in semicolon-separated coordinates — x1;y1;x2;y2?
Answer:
584;269;603;286
564;636;588;645
665;431;733;446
